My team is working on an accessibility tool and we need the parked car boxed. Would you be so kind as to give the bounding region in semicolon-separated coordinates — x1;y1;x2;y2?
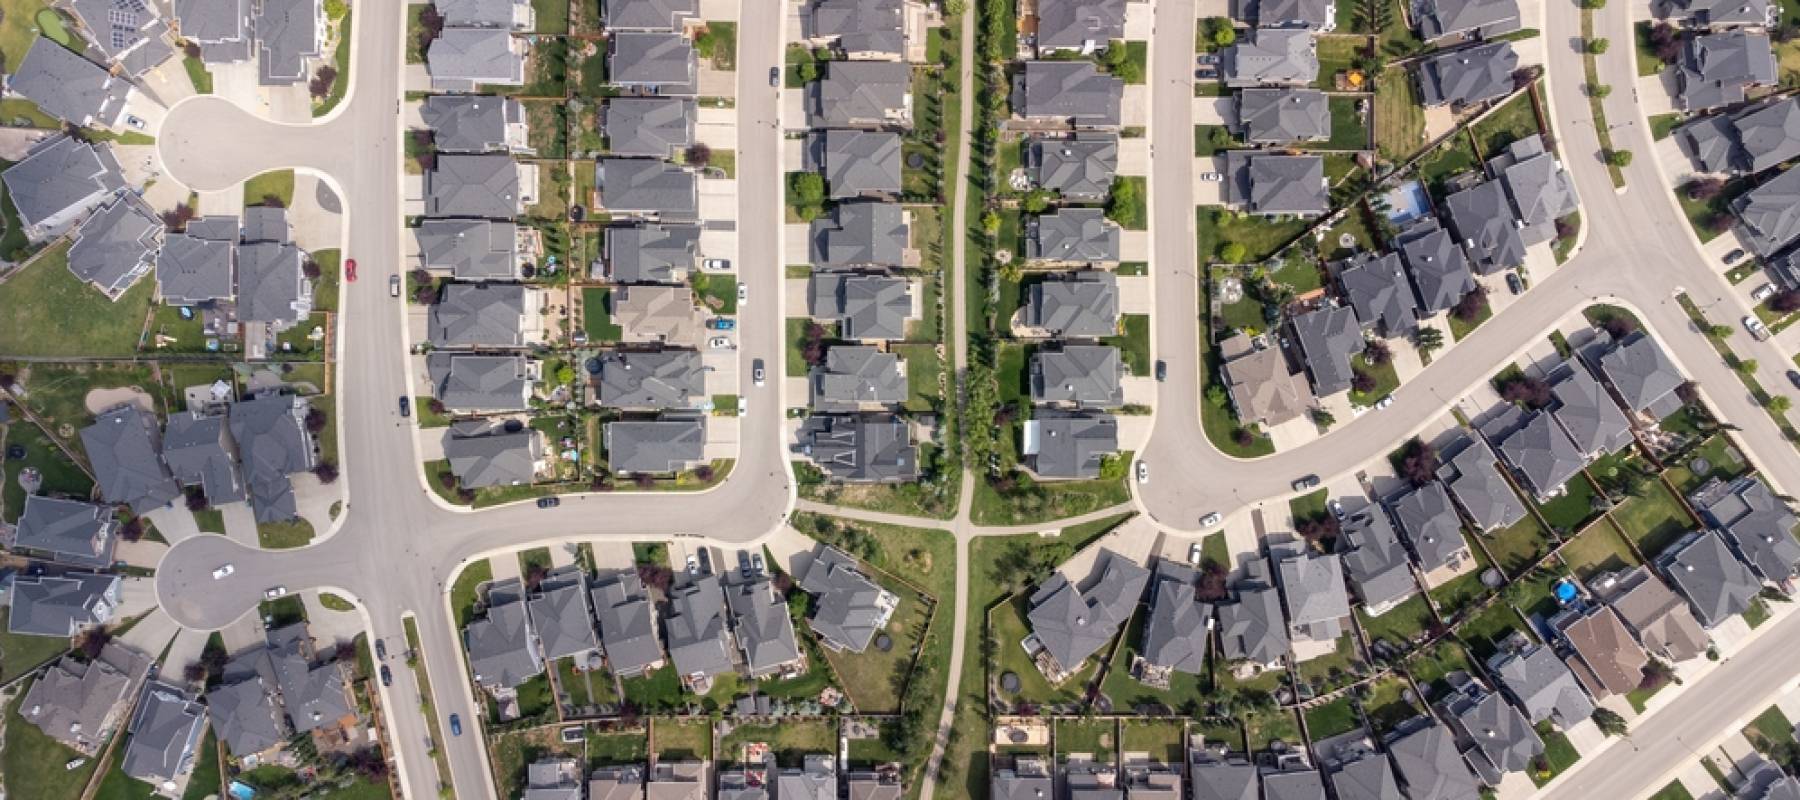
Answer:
389;274;401;297
707;318;737;330
708;337;733;349
536;497;560;509
264;586;287;599
1198;172;1223;181
1744;315;1770;341
1188;543;1203;565
704;258;731;270
752;552;764;572
1328;498;1345;519
399;396;411;417
1725;248;1747;264
212;564;234;580
1505;272;1523;295
375;639;388;660
685;554;700;574
1199;512;1223;528
449;714;462;736
1376;395;1395;410
1788;370;1800;390
1136;461;1149;483
1292;475;1320;491
1155;360;1166;382
737;284;748;305
1754;283;1778;302
379;666;392;687
769;67;780;86
344;258;357;282
753;359;766;387
126;115;145;130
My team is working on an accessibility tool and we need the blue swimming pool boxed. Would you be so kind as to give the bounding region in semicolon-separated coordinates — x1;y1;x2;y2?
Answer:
1382;180;1430;225
228;781;256;800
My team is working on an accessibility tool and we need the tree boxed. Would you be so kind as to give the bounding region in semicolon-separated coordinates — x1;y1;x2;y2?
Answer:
1686;177;1726;201
1500;375;1553;409
1311;407;1336;428
160;202;197;232
945;0;968;13
313;461;339;484
1771;290;1800;314
981;210;1001;235
120;517;145;543
1452;286;1488;322
1593;707;1629;737
1588;83;1612;99
1204;17;1236;48
1587;38;1610;54
1219;241;1248;263
1101;41;1142;83
1297;514;1340;545
1707;323;1734;340
1736;359;1759;375
796;58;818;83
802;323;830;367
1399;438;1440;487
684;143;712;167
789;172;826;216
1363;338;1392;366
305;407;328;434
1605;149;1633;167
185;487;210;512
1105;176;1142;228
1581;0;1606;7
1351;368;1378;394
302;259;322;280
555;364;577;385
1206;383;1229;407
309;65;338;99
1651;23;1683;62
1231;428;1255;447
1415;326;1445;353
1021;190;1054;214
1769;395;1793;413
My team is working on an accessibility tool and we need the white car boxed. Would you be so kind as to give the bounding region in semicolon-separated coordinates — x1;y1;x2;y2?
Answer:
1199;512;1222;528
1136;461;1148;483
1187;542;1203;565
1198;172;1223;182
1328;498;1345;519
264;586;288;599
736;284;748;305
1744;315;1770;340
1753;283;1778;302
1375;395;1395;410
685;554;700;574
125;115;145;130
211;564;235;580
704;258;731;270
708;336;733;349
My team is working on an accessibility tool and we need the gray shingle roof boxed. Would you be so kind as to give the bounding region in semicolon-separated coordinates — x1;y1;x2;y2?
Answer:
1414;0;1522;39
604;223;699;283
775;757;837;800
592;569;664;676
206;671;285;755
1190;749;1259;800
8;572;117;637
417;219;520;280
798;545;896;652
1141;561;1212;674
1677;97;1800;175
445;425;540;488
1497;410;1586;501
1031;344;1125;408
1439;675;1543;785
1444;179;1526;274
1596;332;1685;418
604;97;696;158
429;27;525;87
467;579;544;688
81;404;179;514
1274;547;1350;638
1690;476;1800;583
1237;88;1330;143
1734;165;1800;257
427;154;522;218
1245;0;1335;27
665;573;732;680
1337;500;1418;611
229;393;313;522
1223;29;1319;87
157;231;236;304
1331;749;1405;800
19;645;147;754
603;0;697;30
422;95;526;153
528;567;599;660
723;569;801;675
1384;719;1483;800
1218;562;1289;664
809;273;914;340
10;37;132;127
15;496;117;567
1659;530;1762;628
1337;251;1419;336
1;135;125;240
1667;0;1769;25
241;205;289;243
809;60;912;127
1036;0;1126;49
609;31;697;92
184;215;239;241
605;417;705;473
597;349;704;409
123;681;206;785
1395;218;1478;314
1490;135;1578;246
807;129;903;198
993;758;1056;800
1550;364;1633;456
67;194;160;299
439;0;525;27
163;410;245;505
1028;133;1119;199
1012;60;1124;126
237;241;310;328
1026;548;1150;672
1024;410;1118;479
1264;769;1327;800
1223;150;1328;214
1025;270;1119;338
1489;644;1596;728
255;0;322;85
598;158;700;219
1417;42;1519;107
805;0;905;57
811;345;908;411
175;0;251;61
1389;482;1469;572
430;282;529;347
809;201;910;267
1026;207;1120;263
429;353;534;411
1289;303;1363;396
795;413;918;481
1678;30;1776;111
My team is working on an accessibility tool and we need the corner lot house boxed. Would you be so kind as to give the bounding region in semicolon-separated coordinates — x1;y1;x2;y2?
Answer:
794;413;919;482
1591;566;1710;662
797;544;899;653
13;495;119;568
1024;548;1149;680
1218;335;1314;428
8;572;122;636
1023;410;1119;480
121;681;208;792
1;135;127;241
1658;530;1763;628
18;643;152;754
605;417;706;473
229;392;318;523
9;37;134;128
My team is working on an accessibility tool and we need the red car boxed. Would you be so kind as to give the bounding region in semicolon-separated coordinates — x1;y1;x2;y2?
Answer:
344;258;357;282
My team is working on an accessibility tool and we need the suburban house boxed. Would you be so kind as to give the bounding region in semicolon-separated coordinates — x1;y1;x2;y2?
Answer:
428;27;528;90
1413;0;1523;39
66;192;162;300
1383;718;1483;800
1272;543;1351;647
1590;565;1710;662
1188;746;1259;800
1335;498;1418;616
1442;178;1525;273
1688;475;1800;585
604;223;700;283
1067;758;1126;796
809;202;913;268
1122;759;1182;798
1218;334;1315;428
589;764;646;800
596;349;706;409
1548;362;1634;457
466;578;544;692
1;135;127;241
603;96;695;158
590;568;666;677
422;94;532;154
8;36;134;128
416;219;523;280
993;756;1056;800
18;643;152;754
1486;640;1597;728
1027;133;1120;200
1436;671;1544;786
1025;207;1121;265
1661;0;1770;26
429;283;543;347
228;392;317;522
1394;218;1478;316
1024;270;1119;338
1490;408;1586;502
1676;30;1776;112
794;413;919;482
1489;135;1580;247
1023;410;1119;480
7;572;122;636
157;222;239;306
445;421;545;488
522;760;584;800
1733;164;1800;260
164;409;247;505
81;404;181;514
807;129;904;199
808;273;917;340
603;0;697;30
776;756;838;800
1388;482;1475;581
1034;0;1126;53
1414;42;1519;108
174;0;254;64
1137;561;1213;681
1288;302;1363;397
1222;150;1329;216
808;60;913;128
210;624;355;758
723;568;804;678
664;574;733;690
527;566;600;661
796;544;899;653
1236;0;1337;30
12;495;120;568
847;770;905;800
597;158;700;221
438;0;536;28
1549;604;1650;701
1010;60;1124;128
1325;743;1402;800
426;154;529;218
1221;28;1319;87
1218;560;1290;672
428;353;538;412
811;345;909;412
613;285;704;344
1658;530;1763;628
1031;344;1125;408
609;31;698;94
1337;251;1419;337
1593;331;1686;421
254;0;325;86
803;0;909;60
604;417;706;473
1235;88;1330;144
647;761;708;798
121;681;208;793
1675;97;1800;175
1024;548;1149;680
236;240;313;332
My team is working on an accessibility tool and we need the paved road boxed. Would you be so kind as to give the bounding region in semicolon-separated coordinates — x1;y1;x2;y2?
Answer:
152;5;792;798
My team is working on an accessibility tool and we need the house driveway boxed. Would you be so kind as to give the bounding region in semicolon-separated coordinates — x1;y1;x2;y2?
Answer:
1119;230;1150;261
489;550;524;584
1057;515;1161;575
118;539;170;569
782;91;808;131
221;502;260;547
1116;275;1152;313
119;608;181;656
1268;414;1321;451
1117;138;1149;176
1116;414;1154;451
1121;376;1156;406
700;0;740;21
303;589;368;646
137;57;196;107
146;506;202;545
418;427;448;461
1123;1;1153;39
1192;96;1232;126
1122;86;1149;127
699;177;738;221
784;226;812;263
697;64;736;96
697;103;741;149
0;128;50;160
590;541;635;571
704;415;739;458
289;173;345;252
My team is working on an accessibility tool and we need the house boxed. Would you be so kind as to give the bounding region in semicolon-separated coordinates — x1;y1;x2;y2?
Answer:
254;0;324;85
1025;207;1120;264
527;566;599;661
422;95;532;154
794;413;918;481
70;0;172;74
1217;559;1289;670
1592;565;1710;662
646;761;707;799
1036;0;1126;53
1493;409;1586;501
1222;150;1328;216
1218;335;1315;428
1189;746;1259;800
1413;0;1522;39
807;130;904;199
1025;548;1150;675
808;273;916;340
809;201;912;267
206;666;286;759
230;390;318;522
1066;758;1124;797
66;193;162;300
1031;344;1125;408
1272;544;1351;645
1024;270;1119;338
604;223;700;283
1010;61;1124;128
1662;0;1770;26
416;219;521;280
1262;761;1327;800
614;285;704;344
1415;43;1519;108
1288;303;1363;396
1437;672;1544;786
993;756;1056;800
81;404;180;514
809;60;912;127
1395;218;1477;316
797;545;899;652
804;0;906;59
1235;88;1331;144
1689;476;1800;584
589;763;645;800
13;496;120;568
7;572;121;636
1594;332;1686;420
1443;179;1526;274
604;417;706;473
1023;410;1119;479
602;0;697;30
1;135;126;241
175;0;253;63
664;574;733;687
609;31;697;93
1336;499;1418;615
1677;30;1776;112
1336;252;1419;336
1734;165;1800;259
19;644;150;754
1389;482;1473;575
428;353;536;412
523;759;585;800
1222;29;1318;87
597;158;700;221
1549;604;1650;700
439;0;536;28
429;27;527;90
811;346;908;411
164;409;247;505
1238;0;1337;29
429;283;537;347
847;771;904;800
1383;718;1483;800
603;97;695;159
1487;641;1596;728
241;205;291;244
1326;745;1401;800
427;154;525;218
1549;363;1634;456
1675;97;1800;175
122;681;207;791
445;422;544;488
211;624;354;756
1027;133;1119;200
776;756;838;800
1123;759;1182;799
591;569;665;677
466;578;544;689
8;37;133;128
1140;561;1213;676
596;349;705;409
723;568;803;677
1490;135;1579;246
237;241;312;330
157;228;237;305
1658;530;1762;628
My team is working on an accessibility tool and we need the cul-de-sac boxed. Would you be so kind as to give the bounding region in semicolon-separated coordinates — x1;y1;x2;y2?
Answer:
7;0;1800;797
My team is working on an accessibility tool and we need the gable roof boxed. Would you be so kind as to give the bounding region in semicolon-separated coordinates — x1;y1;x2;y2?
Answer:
1141;561;1212;674
723;570;802;674
665;574;733;679
11;37;131;128
1222;28;1319;86
1264;769;1327;800
1493;136;1579;245
1025;270;1119;338
1389;482;1469;571
1551;604;1649;699
467;580;543;688
1414;0;1522;38
123;681;206;784
1489;644;1596;727
1337;251;1419;335
1223;150;1328;214
9;572;119;635
1691;476;1800;583
1274;547;1351;631
598;158;700;219
1497;410;1587;500
256;0;322;85
809;60;912;127
422;94;525;153
528;567;599;660
228;393;313;522
812;345;908;411
809;201;910;267
1011;60;1124;126
603;0;697;30
1417;42;1519;107
81;404;180;514
1385;719;1483;800
1599;565;1709;662
163;410;246;505
1031;344;1124;409
1190;750;1259;800
605;417;705;473
1660;530;1762;628
428;353;533;411
808;129;904;198
1596;332;1685;417
1332;756;1405;800
429;27;526;86
614;284;702;343
605;223;699;283
1218;563;1289;664
798;545;895;652
417;219;520;280
808;273;914;340
430;282;529;347
19;644;147;753
1245;0;1335;28
438;0;526;27
1289;303;1363;396
1024;409;1118;479
1027;548;1150;671
1682;97;1800;175
806;0;906;56
1395;218;1478;314
1026;207;1121;263
597;349;705;409
1028;133;1119;198
1443;178;1526;274
1337;500;1418;610
604;97;697;158
1037;0;1126;48
1549;364;1634;455
592;569;664;676
1678;30;1777;111
175;0;251;59
237;241;310;327
993;758;1056;800
445;425;540;488
427;154;521;218
157;231;236;304
15;496;117;567
795;413;918;481
1237;88;1330;143
1734;164;1800;257
1440;677;1543;783
1218;335;1314;427
1;135;125;238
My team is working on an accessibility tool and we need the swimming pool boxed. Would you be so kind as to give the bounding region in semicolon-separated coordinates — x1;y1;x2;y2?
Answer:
1382;180;1430;225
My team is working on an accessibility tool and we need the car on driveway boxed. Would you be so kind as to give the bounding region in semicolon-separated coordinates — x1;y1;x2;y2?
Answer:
705;258;731;270
707;318;737;330
708;337;733;349
449;714;462;736
344;259;357;282
126;115;145;130
1753;283;1777;302
1726;248;1747;264
212;564;234;580
1292;475;1320;491
1198;172;1223;181
1188;543;1203;565
379;665;392;687
536;497;560;509
264;586;287;599
1505;272;1523;295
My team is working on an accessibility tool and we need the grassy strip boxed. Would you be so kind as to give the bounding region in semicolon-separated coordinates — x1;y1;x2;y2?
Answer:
1677;293;1800;443
1581;9;1626;188
403;617;456;799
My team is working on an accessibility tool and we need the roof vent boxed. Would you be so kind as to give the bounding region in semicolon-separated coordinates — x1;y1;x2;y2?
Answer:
1685;564;1695;572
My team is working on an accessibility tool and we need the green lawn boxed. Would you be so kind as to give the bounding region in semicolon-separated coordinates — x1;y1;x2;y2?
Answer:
1317;95;1370;150
816;562;932;713
2;421;95;525
180;730;220;800
1357;594;1435;653
1306;696;1364;742
243;169;296;207
1561;519;1641;579
1485;510;1556;577
1743;705;1796;755
3;675;102;800
1405;639;1475;698
1610;480;1694;559
1649;113;1681;141
1428;542;1495;618
1535;475;1599;533
1530;722;1581;786
1244;708;1304;754
94;733;161;800
532;0;571;33
1647;781;1695;800
892;343;944;412
992;594;1099;706
1470;88;1542;156
0;243;153;356
585;727;647;769
581;288;622;343
1100;613;1209;713
1458;600;1530;661
1348;354;1399;406
653;717;713;761
720;719;838;768
620;665;685;712
1197;207;1309;264
450;558;493;628
1634;21;1666;76
1119;719;1185;764
1374;69;1426;161
1101;314;1151;376
313;13;352;116
1447;291;1492;340
1290;488;1328;523
1664;435;1749;494
1056;717;1117;761
1745;597;1772;628
969;453;1133;526
257;517;315;549
1362;674;1426;732
0;607;70;684
1313;35;1363;90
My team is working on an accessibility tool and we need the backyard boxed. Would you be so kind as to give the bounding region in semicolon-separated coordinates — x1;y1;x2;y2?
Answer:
0;244;153;356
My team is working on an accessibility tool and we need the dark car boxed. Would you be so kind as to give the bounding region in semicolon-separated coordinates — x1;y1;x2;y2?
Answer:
1788;370;1800;390
5;444;24;460
1506;273;1524;295
375;639;387;660
398;396;411;417
1291;475;1320;491
379;665;392;687
536;497;560;509
1155;360;1167;382
449;714;462;736
1726;248;1747;264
